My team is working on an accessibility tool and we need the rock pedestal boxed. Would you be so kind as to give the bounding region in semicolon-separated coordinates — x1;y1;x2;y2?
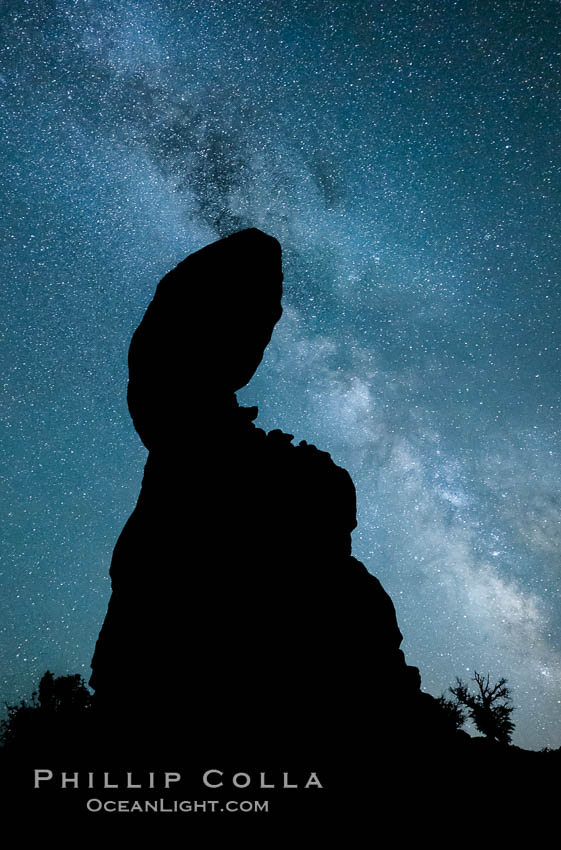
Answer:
90;228;436;772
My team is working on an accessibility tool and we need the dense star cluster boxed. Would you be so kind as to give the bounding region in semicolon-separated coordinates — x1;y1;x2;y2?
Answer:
1;0;560;750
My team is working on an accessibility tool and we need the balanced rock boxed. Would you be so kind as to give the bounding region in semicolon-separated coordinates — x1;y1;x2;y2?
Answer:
90;228;432;769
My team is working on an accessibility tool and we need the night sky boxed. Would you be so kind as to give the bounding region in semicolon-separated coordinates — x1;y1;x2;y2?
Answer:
1;0;560;750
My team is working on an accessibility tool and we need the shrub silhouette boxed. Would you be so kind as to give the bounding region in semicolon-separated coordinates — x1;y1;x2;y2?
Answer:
435;693;467;732
448;671;515;745
1;670;92;752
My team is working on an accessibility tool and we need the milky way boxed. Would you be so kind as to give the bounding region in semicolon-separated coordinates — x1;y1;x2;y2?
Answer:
1;0;560;749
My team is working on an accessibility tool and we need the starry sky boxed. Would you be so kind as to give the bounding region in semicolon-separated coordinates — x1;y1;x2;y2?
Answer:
1;0;560;750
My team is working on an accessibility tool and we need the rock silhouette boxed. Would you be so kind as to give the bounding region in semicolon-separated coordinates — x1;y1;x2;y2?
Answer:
2;229;555;831
90;228;442;774
0;229;558;832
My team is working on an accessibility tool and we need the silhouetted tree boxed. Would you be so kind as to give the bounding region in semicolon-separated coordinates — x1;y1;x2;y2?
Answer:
1;670;92;751
37;670;91;713
435;693;467;732
449;671;515;744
